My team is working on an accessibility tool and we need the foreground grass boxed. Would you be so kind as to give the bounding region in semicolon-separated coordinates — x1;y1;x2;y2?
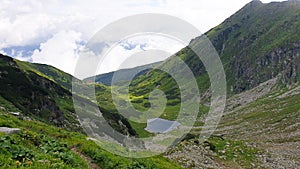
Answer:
0;110;182;169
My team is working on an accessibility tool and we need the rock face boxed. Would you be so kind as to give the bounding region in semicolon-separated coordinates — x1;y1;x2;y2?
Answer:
203;0;300;93
0;127;21;135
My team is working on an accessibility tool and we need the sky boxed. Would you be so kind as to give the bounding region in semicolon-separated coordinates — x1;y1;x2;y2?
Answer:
0;0;284;77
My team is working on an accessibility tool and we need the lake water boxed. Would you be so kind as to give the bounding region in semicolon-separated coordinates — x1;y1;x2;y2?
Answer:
145;118;181;133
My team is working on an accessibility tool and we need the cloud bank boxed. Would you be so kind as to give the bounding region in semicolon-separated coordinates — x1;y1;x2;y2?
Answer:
0;0;283;75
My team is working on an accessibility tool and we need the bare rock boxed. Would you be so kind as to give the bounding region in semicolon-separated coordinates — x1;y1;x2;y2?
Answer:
8;112;20;116
0;127;21;134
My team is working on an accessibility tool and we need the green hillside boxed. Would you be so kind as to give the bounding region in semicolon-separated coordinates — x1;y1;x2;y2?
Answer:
0;54;79;131
0;109;182;169
85;62;161;86
0;54;136;135
15;60;74;91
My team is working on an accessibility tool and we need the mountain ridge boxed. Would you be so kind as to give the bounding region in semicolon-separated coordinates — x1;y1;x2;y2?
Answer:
85;61;161;86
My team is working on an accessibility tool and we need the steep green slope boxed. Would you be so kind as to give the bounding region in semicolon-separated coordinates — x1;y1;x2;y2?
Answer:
206;0;300;92
0;54;79;130
0;54;183;168
0;54;136;136
15;59;73;91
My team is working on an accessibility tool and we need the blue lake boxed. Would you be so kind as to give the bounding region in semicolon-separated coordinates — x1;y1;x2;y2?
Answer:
145;118;181;133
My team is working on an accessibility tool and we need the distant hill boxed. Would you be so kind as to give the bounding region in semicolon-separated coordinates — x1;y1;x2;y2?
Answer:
85;62;161;86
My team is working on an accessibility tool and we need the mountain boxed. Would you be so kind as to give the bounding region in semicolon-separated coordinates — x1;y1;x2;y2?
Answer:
16;60;74;91
0;54;137;136
107;0;300;168
1;0;300;168
206;0;300;93
85;62;161;86
130;0;300;100
0;54;79;130
0;53;184;168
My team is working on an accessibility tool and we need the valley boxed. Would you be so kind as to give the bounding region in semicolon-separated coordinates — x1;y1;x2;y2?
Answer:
0;0;300;168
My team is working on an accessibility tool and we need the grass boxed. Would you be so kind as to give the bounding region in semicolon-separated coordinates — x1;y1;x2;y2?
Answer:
206;137;260;168
216;84;300;145
0;110;183;169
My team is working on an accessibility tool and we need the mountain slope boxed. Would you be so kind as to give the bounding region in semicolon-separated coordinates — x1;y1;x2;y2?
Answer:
0;54;137;136
206;0;300;92
15;59;74;91
165;77;299;168
214;79;300;168
0;54;79;130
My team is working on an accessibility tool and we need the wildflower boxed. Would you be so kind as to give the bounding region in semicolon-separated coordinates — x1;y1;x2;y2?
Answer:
27;161;33;165
15;161;20;166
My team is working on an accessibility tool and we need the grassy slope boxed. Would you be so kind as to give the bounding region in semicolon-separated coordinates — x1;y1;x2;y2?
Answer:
208;82;300;168
0;54;79;131
15;59;73;91
0;110;182;169
217;84;300;144
165;80;300;168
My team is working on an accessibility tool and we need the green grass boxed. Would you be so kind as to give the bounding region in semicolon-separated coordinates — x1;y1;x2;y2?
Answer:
0;110;183;169
206;137;260;168
217;85;300;144
128;120;154;138
15;59;73;91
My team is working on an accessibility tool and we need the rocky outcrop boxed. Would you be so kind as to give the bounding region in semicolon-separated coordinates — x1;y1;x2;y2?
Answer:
165;140;224;169
232;41;300;93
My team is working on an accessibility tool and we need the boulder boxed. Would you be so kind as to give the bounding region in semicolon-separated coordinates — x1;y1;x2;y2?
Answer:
8;112;20;116
0;127;21;134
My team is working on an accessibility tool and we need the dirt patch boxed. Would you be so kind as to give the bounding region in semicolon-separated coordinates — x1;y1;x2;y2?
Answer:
71;147;101;169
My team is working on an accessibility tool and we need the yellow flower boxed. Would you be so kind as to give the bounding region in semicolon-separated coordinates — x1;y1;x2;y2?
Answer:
27;161;33;165
15;161;20;166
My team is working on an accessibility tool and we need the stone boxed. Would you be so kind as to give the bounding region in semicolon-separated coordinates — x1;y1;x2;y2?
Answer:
0;127;21;134
8;112;20;116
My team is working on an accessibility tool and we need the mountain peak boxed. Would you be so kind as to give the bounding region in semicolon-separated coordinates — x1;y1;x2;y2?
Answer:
251;0;262;3
246;0;263;7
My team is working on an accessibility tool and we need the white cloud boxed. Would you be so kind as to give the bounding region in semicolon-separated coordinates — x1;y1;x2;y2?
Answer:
96;34;185;75
0;0;285;76
31;30;83;75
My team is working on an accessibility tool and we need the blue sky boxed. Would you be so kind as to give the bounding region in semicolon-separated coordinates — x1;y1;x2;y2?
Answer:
0;0;284;75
